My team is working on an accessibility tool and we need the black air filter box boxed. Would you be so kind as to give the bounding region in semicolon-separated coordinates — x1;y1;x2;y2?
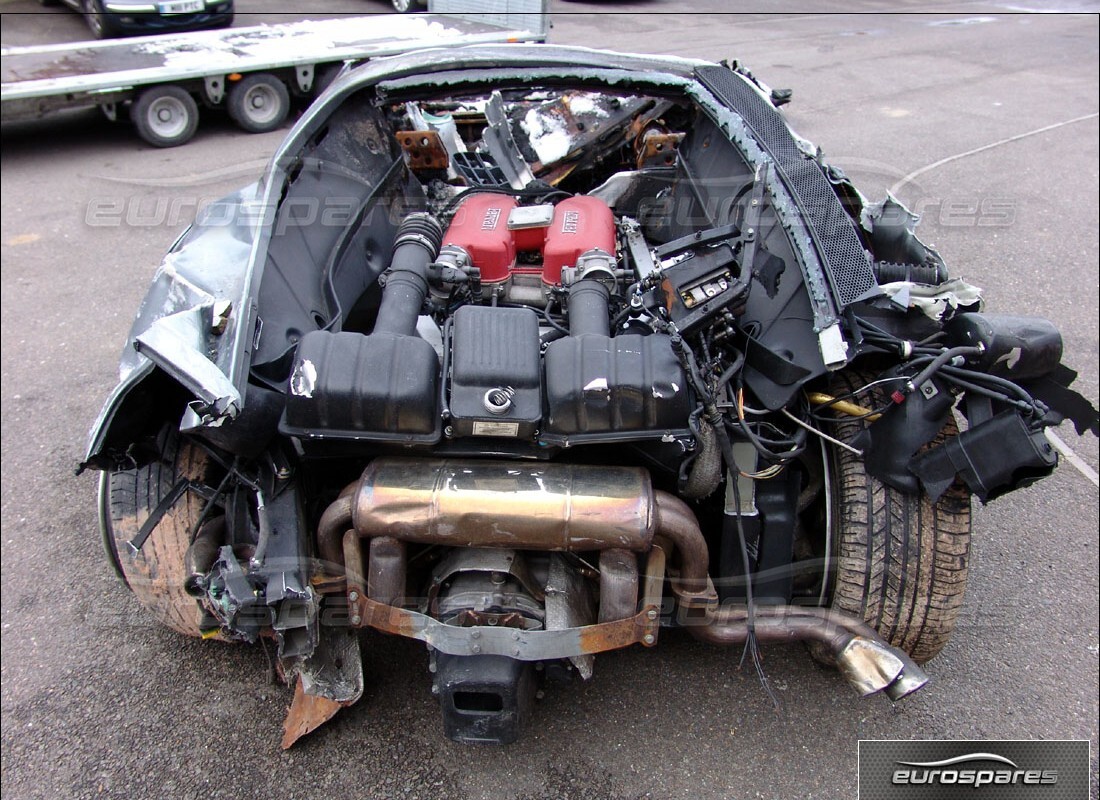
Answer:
281;330;440;443
542;334;691;443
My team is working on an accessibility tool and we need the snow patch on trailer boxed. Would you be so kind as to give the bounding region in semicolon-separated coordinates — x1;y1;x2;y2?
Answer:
132;17;457;69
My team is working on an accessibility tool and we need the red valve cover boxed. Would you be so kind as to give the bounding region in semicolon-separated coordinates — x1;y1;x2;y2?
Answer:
542;196;616;285
443;193;615;286
442;193;517;284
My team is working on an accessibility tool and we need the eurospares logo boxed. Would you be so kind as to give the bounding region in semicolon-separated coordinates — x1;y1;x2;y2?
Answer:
858;740;1089;800
893;752;1056;787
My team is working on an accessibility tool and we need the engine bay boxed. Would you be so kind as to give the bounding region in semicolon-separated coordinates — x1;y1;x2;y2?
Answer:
277;88;785;463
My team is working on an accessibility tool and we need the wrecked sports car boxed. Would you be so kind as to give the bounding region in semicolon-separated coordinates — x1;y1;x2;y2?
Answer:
82;46;1099;747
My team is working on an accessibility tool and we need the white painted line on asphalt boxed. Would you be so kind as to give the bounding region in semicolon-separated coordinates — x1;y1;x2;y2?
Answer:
890;111;1100;195
1046;428;1100;489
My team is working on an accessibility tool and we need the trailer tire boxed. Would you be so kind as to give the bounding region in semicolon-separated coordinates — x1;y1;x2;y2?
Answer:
131;86;200;147
100;427;213;637
227;74;290;134
820;369;972;664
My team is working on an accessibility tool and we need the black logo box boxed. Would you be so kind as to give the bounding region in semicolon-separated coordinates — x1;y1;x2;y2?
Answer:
858;740;1090;800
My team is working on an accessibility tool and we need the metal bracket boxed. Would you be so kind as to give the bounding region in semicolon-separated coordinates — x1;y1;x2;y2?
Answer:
350;595;659;660
203;75;225;105
621;216;658;280
395;129;450;171
482;90;536;190
295;64;314;94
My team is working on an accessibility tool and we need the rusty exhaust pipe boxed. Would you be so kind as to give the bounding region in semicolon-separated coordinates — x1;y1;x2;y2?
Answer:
687;605;929;699
316;458;925;700
318;458;711;594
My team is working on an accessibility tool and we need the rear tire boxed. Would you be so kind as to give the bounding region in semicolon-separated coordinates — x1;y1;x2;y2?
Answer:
823;369;972;664
227;74;290;134
100;427;212;637
131;86;200;147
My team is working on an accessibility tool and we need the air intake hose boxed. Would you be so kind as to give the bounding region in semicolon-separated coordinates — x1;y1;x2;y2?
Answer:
372;213;444;336
568;279;611;337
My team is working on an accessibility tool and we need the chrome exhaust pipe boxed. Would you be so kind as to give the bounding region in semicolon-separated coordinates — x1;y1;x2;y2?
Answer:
687;606;929;701
317;458;928;703
883;653;931;701
834;636;905;696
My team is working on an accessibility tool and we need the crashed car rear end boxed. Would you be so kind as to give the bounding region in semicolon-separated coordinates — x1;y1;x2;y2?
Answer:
81;45;1099;747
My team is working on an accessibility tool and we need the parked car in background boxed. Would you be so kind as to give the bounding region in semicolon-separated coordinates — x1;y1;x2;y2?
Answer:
42;0;233;39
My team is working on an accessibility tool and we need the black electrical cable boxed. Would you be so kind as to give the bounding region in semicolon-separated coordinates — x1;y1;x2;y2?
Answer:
939;364;1040;406
936;367;1044;415
540;299;570;335
713;420;781;712
908;345;984;390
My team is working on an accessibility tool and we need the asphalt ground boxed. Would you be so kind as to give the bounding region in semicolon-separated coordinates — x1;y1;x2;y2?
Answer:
2;3;1098;799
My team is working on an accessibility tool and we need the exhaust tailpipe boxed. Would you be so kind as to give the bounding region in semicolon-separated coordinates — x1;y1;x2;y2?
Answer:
686;605;929;701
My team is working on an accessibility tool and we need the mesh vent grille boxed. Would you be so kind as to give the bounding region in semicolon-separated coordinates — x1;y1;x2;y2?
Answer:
695;65;877;306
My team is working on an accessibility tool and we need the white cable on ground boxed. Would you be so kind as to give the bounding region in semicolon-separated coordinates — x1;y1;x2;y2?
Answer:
890;112;1100;196
1045;429;1100;489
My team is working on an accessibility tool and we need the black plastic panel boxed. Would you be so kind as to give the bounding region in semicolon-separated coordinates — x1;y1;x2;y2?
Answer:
449;305;542;439
542;334;691;443
694;64;877;307
281;330;440;443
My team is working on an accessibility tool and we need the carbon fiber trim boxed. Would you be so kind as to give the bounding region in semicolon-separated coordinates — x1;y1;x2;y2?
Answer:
695;65;878;307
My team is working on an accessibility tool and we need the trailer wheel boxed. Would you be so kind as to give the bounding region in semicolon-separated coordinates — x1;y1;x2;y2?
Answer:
131;86;200;147
227;74;290;134
821;369;972;664
100;426;213;637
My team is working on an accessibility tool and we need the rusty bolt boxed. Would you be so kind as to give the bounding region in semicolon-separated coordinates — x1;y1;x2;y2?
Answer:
351;615;361;625
646;609;658;620
643;633;656;645
348;591;359;602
